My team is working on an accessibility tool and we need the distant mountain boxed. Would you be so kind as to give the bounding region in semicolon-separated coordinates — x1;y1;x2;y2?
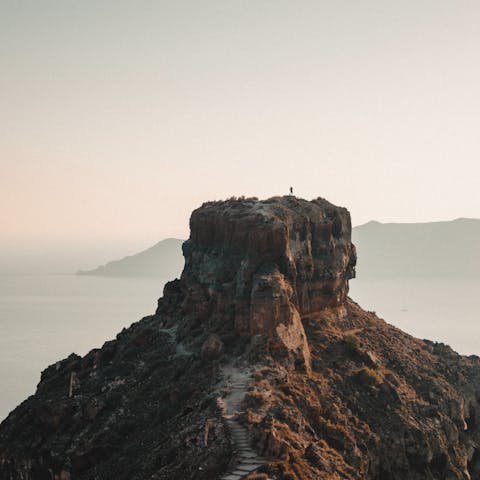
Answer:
77;238;184;278
353;218;480;278
78;218;480;280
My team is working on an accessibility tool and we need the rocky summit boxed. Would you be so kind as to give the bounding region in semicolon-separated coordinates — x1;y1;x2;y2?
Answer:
1;196;480;480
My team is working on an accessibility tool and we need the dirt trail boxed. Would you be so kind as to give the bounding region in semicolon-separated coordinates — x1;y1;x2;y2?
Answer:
218;365;269;480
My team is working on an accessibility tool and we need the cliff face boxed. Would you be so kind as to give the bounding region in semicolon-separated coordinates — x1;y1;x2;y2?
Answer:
158;196;356;370
1;196;480;480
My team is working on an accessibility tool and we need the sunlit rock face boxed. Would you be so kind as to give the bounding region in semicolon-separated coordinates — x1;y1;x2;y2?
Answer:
158;196;356;368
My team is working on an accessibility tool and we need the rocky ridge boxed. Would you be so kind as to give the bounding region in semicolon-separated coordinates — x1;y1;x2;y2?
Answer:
1;196;480;480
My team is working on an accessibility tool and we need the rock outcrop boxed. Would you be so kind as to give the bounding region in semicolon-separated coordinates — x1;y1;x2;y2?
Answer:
158;196;356;371
1;195;480;480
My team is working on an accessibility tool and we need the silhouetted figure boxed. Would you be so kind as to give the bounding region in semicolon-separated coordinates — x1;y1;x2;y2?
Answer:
289;186;293;195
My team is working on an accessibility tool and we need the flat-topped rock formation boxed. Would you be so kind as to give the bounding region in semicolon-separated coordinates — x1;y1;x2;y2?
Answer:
157;196;356;370
1;195;480;480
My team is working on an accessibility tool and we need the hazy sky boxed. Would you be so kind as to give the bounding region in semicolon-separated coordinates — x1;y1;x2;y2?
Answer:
2;1;480;271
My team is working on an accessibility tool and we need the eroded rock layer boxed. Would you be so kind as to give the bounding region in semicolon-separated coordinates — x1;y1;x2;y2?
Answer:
1;196;480;480
158;196;356;369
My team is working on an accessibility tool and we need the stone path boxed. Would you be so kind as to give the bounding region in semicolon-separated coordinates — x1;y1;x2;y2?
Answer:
219;366;269;480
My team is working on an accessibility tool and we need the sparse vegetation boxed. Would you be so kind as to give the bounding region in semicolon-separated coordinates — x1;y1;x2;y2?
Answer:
226;196;259;202
354;367;382;386
245;474;269;480
344;332;362;356
319;316;331;327
244;389;269;408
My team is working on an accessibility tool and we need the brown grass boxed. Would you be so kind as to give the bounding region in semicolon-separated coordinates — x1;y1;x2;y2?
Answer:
344;332;362;356
354;367;382;386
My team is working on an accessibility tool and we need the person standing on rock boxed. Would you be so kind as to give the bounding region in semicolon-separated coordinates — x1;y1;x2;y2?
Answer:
290;186;293;195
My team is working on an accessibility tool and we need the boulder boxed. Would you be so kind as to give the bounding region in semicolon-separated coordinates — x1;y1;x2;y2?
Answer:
200;334;224;361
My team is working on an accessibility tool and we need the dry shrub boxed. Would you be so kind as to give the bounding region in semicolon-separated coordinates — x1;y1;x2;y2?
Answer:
354;367;382;386
244;390;269;408
344;333;362;356
246;474;269;480
319;316;331;327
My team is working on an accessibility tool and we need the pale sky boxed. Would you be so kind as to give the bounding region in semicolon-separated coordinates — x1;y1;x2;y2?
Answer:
1;1;480;272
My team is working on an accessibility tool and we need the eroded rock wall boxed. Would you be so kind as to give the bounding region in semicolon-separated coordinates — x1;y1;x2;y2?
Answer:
157;196;356;369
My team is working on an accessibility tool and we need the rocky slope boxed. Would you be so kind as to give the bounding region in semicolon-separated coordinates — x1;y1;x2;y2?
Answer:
1;196;480;480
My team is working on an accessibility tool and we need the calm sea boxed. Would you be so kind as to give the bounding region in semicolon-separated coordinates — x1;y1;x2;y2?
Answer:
349;278;480;356
0;275;166;421
0;275;479;421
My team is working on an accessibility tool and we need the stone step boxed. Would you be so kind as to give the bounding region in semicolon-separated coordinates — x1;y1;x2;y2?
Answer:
230;465;261;476
230;470;252;477
238;455;259;461
237;458;263;465
221;369;264;480
235;448;252;453
237;463;263;471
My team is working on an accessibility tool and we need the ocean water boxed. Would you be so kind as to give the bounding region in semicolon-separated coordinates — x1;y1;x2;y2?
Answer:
349;278;480;356
0;275;166;422
0;275;479;422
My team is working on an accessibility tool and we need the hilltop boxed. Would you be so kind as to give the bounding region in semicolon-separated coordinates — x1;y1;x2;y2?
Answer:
1;196;480;480
77;238;184;278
